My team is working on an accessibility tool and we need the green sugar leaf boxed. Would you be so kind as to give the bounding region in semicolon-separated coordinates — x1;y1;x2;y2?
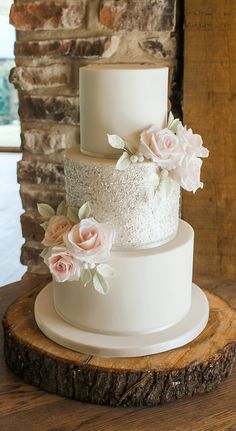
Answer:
93;271;110;295
80;268;92;287
67;206;79;223
97;264;115;279
56;200;67;216
107;134;126;149
78;201;92;220
37;203;55;219
116;152;131;171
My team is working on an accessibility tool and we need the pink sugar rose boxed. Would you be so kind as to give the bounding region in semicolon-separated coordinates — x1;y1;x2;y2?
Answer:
177;123;209;158
139;126;185;170
65;218;115;264
170;156;203;193
48;247;80;282
42;215;74;247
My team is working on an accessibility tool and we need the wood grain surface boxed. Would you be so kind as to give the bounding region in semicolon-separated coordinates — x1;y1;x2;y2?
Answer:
183;0;236;278
0;275;236;430
2;282;236;408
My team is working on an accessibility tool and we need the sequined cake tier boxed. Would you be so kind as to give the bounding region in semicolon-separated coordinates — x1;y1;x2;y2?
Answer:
65;147;180;249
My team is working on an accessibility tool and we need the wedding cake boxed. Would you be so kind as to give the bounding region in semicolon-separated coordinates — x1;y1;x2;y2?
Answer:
35;64;210;357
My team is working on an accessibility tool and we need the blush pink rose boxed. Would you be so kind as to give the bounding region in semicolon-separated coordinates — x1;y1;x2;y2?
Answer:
139;126;185;169
170;156;203;193
65;218;115;264
42;215;74;247
48;247;80;282
177;123;209;158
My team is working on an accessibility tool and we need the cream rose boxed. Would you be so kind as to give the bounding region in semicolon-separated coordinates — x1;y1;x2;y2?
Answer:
42;215;74;247
48;247;80;282
65;218;115;264
139;126;185;170
177;123;209;158
170;156;203;193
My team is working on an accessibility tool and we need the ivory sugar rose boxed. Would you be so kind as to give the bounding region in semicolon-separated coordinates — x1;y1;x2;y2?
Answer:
176;123;209;159
48;247;80;282
42;215;74;247
170;156;203;193
65;218;115;265
139;126;185;170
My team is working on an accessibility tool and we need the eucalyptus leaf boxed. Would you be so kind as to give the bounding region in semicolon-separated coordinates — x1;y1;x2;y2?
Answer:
40;248;49;259
167;111;174;128
168;118;181;133
40;221;49;231
97;264;115;279
79;201;91;220
107;134;125;149
93;271;110;295
67;206;79;223
37;203;55;219
56;200;67;216
116;152;131;171
81;268;92;287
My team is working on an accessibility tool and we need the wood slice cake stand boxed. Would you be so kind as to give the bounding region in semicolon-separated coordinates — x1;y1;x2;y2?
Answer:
3;283;236;407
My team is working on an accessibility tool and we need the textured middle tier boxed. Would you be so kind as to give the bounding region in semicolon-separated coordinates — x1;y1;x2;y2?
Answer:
65;147;180;249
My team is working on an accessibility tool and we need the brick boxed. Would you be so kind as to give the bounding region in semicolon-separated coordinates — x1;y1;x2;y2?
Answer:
15;36;120;58
139;34;176;59
22;129;67;154
10;1;87;31
20;183;65;210
19;95;80;124
9;63;71;91
17;159;64;185
99;0;176;31
28;263;49;275
21;240;44;267
21;210;44;242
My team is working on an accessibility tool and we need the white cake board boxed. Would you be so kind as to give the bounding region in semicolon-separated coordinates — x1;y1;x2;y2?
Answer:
34;283;209;358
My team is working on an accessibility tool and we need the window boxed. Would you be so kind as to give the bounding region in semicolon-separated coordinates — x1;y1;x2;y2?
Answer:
0;0;20;151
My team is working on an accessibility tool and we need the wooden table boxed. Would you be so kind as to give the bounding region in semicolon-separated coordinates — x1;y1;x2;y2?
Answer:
1;275;236;431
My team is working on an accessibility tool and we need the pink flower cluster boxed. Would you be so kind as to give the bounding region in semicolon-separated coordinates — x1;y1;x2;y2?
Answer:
43;216;114;283
139;123;209;192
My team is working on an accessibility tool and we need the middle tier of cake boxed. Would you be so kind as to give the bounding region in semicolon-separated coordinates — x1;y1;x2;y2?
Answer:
65;147;180;249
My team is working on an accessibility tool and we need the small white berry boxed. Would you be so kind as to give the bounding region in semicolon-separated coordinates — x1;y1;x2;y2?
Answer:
130;155;138;163
83;262;89;269
138;155;144;163
89;262;96;269
161;169;168;178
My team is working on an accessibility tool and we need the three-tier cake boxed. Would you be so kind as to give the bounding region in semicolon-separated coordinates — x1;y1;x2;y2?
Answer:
34;65;210;357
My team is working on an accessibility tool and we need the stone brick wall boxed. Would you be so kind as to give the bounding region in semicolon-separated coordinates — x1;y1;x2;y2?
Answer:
10;0;183;274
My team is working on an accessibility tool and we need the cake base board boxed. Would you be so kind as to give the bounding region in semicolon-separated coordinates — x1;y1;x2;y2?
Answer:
3;283;236;407
34;282;209;358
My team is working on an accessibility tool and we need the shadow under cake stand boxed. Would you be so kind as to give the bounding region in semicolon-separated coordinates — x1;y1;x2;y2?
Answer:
3;282;236;407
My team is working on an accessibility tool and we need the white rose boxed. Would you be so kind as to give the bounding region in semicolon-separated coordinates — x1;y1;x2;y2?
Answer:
48;247;81;283
65;218;115;264
170;156;203;193
177;123;209;158
139;126;185;170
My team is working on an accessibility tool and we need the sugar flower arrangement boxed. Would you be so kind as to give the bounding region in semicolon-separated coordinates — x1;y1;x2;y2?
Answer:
107;112;209;193
37;201;115;294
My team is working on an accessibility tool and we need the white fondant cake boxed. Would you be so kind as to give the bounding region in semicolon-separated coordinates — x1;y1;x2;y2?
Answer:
80;65;168;158
35;64;209;357
53;220;193;335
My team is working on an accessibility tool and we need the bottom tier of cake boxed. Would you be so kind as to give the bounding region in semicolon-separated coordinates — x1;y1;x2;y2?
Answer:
53;220;194;335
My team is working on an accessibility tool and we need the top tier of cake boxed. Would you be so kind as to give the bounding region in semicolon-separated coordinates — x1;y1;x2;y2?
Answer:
80;64;168;158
